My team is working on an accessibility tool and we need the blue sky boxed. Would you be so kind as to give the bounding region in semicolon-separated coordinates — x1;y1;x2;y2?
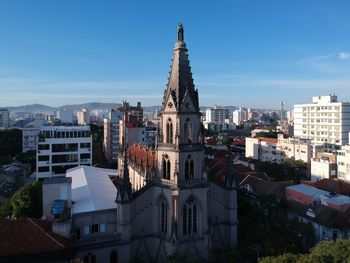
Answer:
1;1;350;109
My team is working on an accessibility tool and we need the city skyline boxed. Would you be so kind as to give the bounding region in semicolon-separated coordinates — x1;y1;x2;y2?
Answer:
1;1;350;108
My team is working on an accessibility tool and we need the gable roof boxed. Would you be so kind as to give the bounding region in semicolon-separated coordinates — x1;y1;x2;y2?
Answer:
0;218;71;257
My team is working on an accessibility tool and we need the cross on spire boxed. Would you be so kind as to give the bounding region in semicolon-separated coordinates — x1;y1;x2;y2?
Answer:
178;22;184;42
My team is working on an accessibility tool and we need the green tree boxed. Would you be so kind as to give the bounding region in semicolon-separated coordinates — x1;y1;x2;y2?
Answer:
0;129;22;164
260;239;350;263
10;181;42;218
15;150;36;172
0;198;13;218
259;253;302;263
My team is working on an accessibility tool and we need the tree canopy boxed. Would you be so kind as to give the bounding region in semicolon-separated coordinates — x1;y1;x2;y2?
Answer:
0;181;42;218
260;239;350;263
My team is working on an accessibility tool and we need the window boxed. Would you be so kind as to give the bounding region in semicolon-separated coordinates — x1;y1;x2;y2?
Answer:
52;154;78;163
183;197;197;236
184;119;192;143
162;158;171;180
185;155;194;180
80;153;91;159
166;119;173;143
38;144;50;150
38;155;49;161
100;223;106;233
76;229;81;240
110;251;118;263
83;253;96;263
91;224;99;233
80;143;91;148
38;166;49;172
160;197;168;234
84;225;90;235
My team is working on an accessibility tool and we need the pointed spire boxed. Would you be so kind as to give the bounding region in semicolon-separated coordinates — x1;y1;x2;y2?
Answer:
161;23;199;112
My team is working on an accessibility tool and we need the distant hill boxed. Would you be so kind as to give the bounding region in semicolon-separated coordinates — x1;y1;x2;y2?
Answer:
8;104;56;114
8;102;162;114
8;103;267;115
57;102;122;112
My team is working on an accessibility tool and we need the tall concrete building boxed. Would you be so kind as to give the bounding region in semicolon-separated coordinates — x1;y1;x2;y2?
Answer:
36;126;92;179
77;108;90;125
0;108;10;129
103;109;123;163
294;94;350;146
22;127;40;153
233;107;247;125
57;110;74;125
205;105;229;124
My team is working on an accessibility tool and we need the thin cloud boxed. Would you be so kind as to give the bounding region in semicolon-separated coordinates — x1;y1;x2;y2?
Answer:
338;52;350;60
297;53;334;65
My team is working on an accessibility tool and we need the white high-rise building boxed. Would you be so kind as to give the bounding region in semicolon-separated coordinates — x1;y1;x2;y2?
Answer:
36;126;92;179
205;106;229;124
77;108;90;125
0;108;10;129
22;128;40;153
103;109;123;163
57;110;73;125
233;107;247;125
294;94;350;145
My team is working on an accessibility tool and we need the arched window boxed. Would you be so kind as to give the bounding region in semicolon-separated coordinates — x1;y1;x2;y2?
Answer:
166;119;173;143
160;197;168;234
166;160;171;179
83;253;96;263
184;119;192;143
162;158;171;180
162;158;166;179
110;250;118;263
185;155;194;180
183;197;197;236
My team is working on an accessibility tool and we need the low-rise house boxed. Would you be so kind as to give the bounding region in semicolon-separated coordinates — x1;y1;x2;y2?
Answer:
286;184;350;241
0;218;72;262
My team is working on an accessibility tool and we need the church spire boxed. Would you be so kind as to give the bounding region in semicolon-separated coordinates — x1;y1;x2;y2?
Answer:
162;23;199;112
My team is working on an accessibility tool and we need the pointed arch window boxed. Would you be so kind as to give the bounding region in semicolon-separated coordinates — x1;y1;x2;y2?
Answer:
183;197;197;236
83;253;96;263
185;155;194;180
166;118;173;144
162;157;171;180
160;197;168;234
110;251;118;263
184;118;192;143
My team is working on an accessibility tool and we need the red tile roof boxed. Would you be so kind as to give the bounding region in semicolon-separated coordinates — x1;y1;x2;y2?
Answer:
126;144;156;174
256;137;278;144
313;178;350;196
0;218;71;257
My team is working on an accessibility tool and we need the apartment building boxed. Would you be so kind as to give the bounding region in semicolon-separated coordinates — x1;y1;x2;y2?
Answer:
22;127;40;152
77;108;90;125
103;109;123;163
311;152;337;182
0;108;9;129
205;106;229;124
245;134;313;164
36;126;92;179
294;94;350;146
233;107;247;125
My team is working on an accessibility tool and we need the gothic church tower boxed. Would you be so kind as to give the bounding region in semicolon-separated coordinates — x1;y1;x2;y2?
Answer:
155;23;209;255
